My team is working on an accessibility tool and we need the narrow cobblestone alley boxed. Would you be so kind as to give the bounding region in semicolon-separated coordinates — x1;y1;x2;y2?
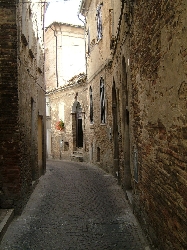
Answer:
0;160;150;250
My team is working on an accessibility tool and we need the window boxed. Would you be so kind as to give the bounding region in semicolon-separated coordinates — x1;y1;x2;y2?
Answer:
96;4;102;41
87;28;90;55
90;86;93;123
100;77;105;123
64;142;69;151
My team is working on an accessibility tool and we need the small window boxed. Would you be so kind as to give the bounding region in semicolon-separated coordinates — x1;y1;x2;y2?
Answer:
100;77;105;123
64;142;69;151
90;86;93;123
96;4;102;41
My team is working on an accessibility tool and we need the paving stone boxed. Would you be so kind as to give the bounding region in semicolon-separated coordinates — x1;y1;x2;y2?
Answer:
0;160;151;250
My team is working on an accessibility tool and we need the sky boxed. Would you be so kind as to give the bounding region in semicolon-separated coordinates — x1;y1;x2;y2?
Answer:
45;0;84;27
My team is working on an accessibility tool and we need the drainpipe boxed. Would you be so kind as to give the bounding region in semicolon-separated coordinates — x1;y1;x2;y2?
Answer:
49;26;59;88
78;14;87;77
42;4;46;85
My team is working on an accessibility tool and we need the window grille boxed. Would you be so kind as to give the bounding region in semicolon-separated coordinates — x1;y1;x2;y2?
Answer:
90;86;93;123
96;4;102;41
100;77;105;123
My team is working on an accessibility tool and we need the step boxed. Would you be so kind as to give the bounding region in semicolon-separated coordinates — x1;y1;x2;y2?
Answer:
71;155;83;162
0;209;14;241
126;189;133;210
72;151;83;156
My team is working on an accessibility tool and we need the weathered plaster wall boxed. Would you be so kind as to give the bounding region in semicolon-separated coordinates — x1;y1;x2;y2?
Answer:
85;0;112;80
109;0;132;188
17;1;46;212
83;0;117;174
45;23;85;90
45;24;56;90
45;22;87;161
88;69;114;174
84;0;132;180
46;75;89;161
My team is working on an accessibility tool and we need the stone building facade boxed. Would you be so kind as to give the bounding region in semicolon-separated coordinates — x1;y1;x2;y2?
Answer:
45;22;88;160
0;0;46;214
79;0;118;176
79;0;187;249
46;74;89;161
45;22;86;89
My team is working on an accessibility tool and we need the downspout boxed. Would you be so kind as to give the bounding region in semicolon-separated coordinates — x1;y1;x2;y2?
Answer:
78;14;87;77
42;4;46;86
49;26;59;88
111;0;114;38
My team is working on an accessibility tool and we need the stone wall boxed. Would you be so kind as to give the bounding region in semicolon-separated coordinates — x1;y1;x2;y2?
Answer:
80;0;117;175
0;0;46;214
81;0;130;182
46;74;89;161
45;22;87;160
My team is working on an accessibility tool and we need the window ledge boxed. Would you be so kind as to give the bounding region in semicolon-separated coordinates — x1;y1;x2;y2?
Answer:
96;38;102;44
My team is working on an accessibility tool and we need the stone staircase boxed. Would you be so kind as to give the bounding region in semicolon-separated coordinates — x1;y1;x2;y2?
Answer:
71;150;83;162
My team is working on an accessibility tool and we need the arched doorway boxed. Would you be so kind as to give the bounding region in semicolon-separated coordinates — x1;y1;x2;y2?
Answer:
72;101;83;150
121;57;132;191
76;102;83;148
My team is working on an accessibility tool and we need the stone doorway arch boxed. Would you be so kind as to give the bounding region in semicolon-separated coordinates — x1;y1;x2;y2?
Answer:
72;101;83;150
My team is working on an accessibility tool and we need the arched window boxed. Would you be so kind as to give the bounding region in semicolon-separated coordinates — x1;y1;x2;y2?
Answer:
89;86;93;123
96;4;102;41
100;77;105;123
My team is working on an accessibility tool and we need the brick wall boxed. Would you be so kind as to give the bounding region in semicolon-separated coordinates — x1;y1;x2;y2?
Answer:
130;1;187;249
17;1;46;212
0;0;21;210
0;1;46;214
80;0;187;249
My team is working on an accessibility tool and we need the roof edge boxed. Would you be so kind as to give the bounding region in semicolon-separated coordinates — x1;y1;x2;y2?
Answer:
45;21;84;31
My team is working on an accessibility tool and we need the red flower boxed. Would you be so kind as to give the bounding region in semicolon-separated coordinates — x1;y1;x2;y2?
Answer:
56;120;64;130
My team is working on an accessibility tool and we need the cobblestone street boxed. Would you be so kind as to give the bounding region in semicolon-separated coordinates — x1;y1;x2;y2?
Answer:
0;160;150;250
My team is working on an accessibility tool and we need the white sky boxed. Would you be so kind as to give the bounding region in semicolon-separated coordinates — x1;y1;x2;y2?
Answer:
45;0;84;27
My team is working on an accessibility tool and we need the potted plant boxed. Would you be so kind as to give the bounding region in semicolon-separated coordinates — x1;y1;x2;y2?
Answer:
56;119;65;131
